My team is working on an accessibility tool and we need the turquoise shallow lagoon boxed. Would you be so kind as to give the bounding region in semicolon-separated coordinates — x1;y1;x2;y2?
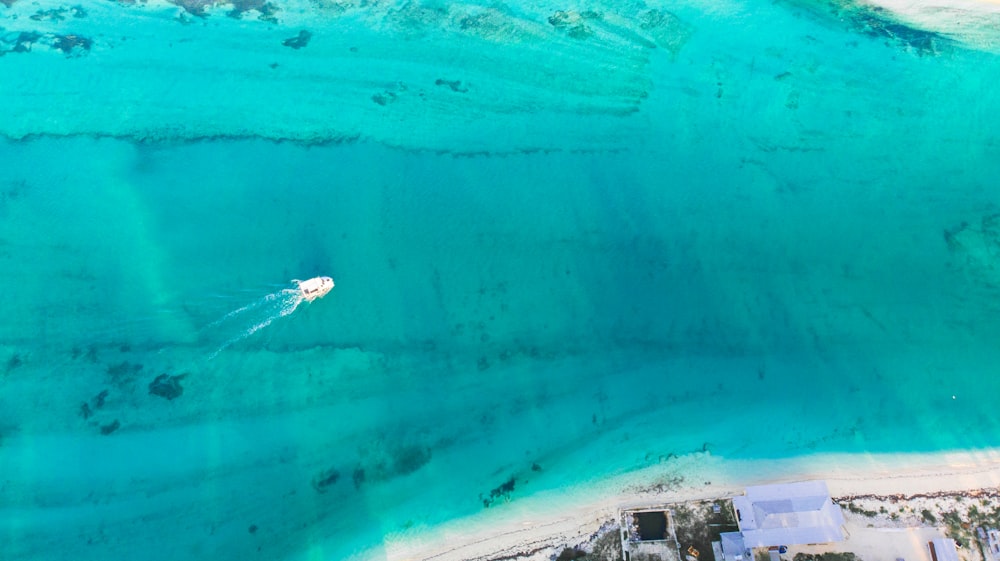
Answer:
1;0;1000;559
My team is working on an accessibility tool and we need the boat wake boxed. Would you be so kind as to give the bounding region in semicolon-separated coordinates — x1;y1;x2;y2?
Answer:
203;288;304;360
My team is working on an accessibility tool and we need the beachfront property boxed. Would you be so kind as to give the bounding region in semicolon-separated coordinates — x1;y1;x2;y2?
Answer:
727;480;845;550
621;499;740;561
622;481;846;561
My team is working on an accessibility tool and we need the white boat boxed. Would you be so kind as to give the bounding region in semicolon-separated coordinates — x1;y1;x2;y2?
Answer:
293;276;334;301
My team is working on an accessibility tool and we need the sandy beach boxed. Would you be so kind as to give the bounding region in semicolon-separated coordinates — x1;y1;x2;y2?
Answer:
378;450;1000;561
865;0;1000;51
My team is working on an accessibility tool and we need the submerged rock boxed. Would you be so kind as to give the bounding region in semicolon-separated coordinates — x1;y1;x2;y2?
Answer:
100;420;120;435
312;467;340;492
482;475;517;508
52;34;93;56
282;30;312;49
434;79;468;93
106;361;143;387
148;373;186;400
944;214;1000;287
5;352;22;372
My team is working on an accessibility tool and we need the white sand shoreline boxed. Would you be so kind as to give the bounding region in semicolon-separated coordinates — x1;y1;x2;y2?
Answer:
374;450;1000;561
864;0;1000;51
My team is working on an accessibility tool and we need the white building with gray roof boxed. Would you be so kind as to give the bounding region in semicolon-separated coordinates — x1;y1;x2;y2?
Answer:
731;480;845;548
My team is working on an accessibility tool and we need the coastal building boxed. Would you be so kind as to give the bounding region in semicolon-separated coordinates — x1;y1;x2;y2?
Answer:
928;537;960;561
630;481;844;561
620;507;681;561
985;528;1000;561
717;531;750;560
731;480;845;548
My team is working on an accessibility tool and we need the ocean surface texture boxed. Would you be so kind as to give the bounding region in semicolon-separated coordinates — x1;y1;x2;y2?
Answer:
2;0;1000;559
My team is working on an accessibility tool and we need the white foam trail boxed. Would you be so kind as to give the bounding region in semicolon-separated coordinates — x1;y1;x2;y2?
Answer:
205;288;305;360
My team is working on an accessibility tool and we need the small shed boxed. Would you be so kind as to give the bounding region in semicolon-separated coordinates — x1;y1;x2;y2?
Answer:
732;480;844;547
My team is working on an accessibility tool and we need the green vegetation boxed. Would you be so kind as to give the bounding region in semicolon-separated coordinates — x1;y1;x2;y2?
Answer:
921;509;937;524
671;500;739;561
844;502;877;517
962;501;1000;529
941;510;968;547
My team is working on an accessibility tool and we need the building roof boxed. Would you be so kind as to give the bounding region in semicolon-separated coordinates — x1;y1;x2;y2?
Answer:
987;528;1000;560
930;538;960;561
720;532;749;560
732;480;844;547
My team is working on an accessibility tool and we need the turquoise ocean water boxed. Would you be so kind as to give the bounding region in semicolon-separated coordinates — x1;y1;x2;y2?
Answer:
1;0;1000;559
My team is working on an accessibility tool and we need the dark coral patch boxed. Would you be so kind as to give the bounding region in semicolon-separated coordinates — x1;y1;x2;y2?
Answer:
352;441;432;487
53;6;86;19
434;79;468;93
312;467;340;492
106;360;142;388
282;30;311;49
0;29;92;58
231;0;264;12
11;32;42;53
371;92;396;106
481;476;516;508
0;0;18;7
53;34;92;56
5;353;22;372
170;0;215;17
228;0;279;22
148;373;186;400
392;445;431;476
100;420;120;435
31;8;68;21
547;10;600;40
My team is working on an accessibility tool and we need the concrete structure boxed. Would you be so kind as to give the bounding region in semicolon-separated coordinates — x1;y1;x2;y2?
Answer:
620;507;681;561
732;480;844;547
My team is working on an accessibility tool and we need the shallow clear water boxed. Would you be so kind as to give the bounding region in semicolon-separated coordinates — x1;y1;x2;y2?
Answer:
1;1;1000;559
